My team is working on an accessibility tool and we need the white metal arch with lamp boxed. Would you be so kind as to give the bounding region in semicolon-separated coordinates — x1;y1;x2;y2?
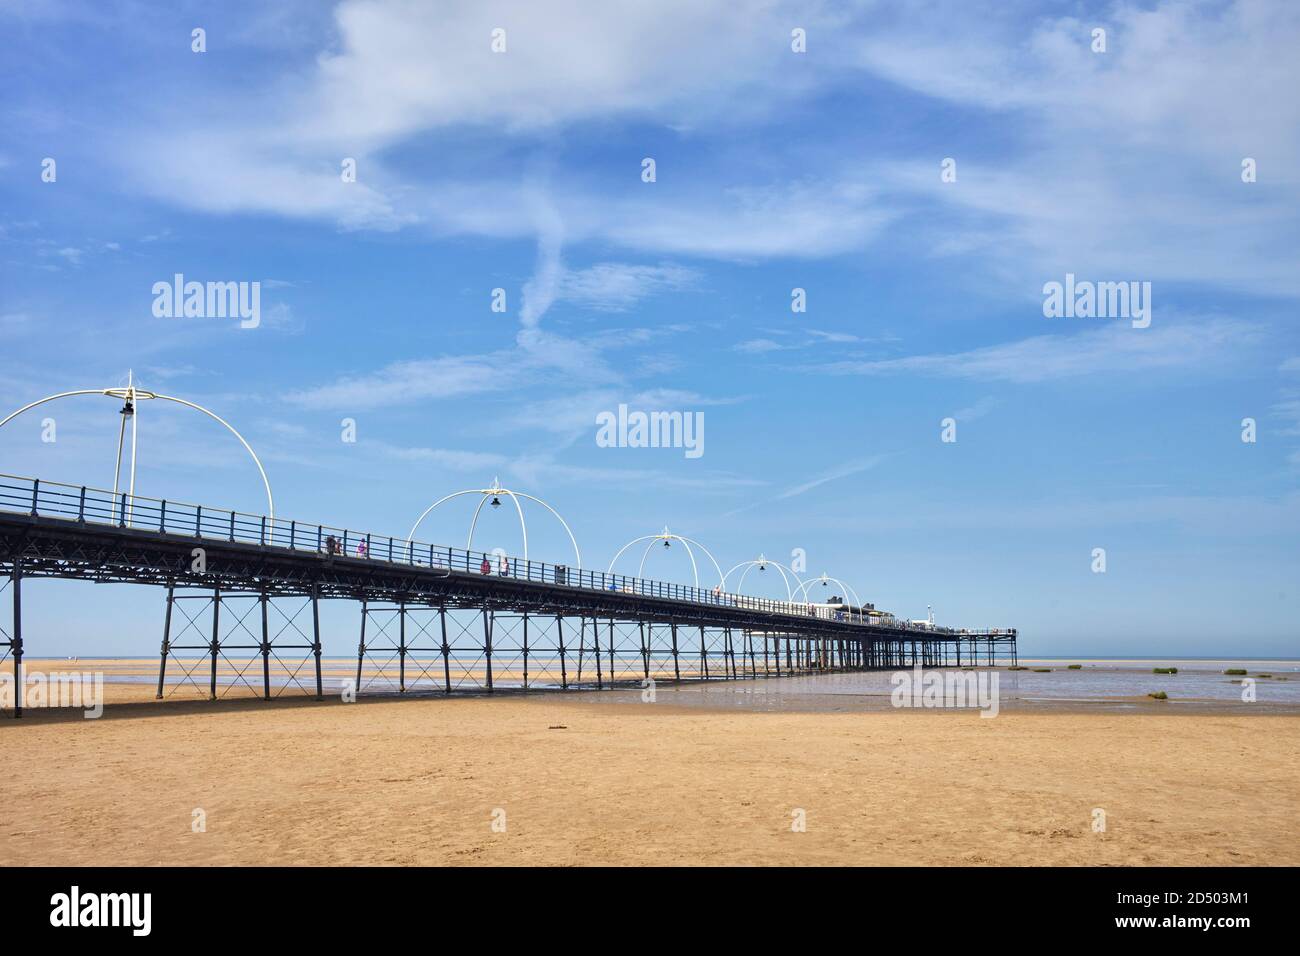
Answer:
406;477;582;568
607;526;726;591
0;370;274;527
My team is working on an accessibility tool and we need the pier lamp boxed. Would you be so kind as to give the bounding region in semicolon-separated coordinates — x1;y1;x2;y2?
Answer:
722;557;799;602
0;370;274;527
792;573;866;609
407;478;581;567
608;527;725;589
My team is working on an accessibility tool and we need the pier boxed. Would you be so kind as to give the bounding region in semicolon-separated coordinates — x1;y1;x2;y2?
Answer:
0;474;1017;714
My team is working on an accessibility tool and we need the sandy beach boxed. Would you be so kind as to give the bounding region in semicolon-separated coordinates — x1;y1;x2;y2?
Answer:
1;674;1296;867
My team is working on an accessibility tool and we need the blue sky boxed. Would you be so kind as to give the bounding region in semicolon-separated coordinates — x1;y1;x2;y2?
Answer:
1;0;1298;656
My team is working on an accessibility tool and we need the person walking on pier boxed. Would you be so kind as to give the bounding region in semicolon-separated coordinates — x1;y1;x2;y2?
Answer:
479;556;492;575
325;534;337;556
356;538;368;559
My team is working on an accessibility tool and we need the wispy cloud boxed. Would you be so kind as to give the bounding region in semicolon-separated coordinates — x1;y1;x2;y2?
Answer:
734;338;794;354
821;319;1263;384
953;396;1001;422
286;353;517;410
723;455;893;518
558;262;699;312
735;329;880;355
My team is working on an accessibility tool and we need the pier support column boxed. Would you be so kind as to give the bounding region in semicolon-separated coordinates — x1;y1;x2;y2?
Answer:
311;583;323;701
556;614;568;690
670;622;680;681
438;604;451;694
10;560;22;718
155;583;173;700
482;608;493;693
398;601;407;693
355;598;367;698
209;588;221;701
260;587;271;700
639;621;649;680
522;613;530;690
576;616;585;685
607;620;616;685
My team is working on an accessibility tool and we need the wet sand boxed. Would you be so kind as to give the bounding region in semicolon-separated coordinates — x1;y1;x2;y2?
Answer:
1;677;1296;866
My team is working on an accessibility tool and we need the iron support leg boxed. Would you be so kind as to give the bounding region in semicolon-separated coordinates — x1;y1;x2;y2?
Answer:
11;560;22;718
607;620;615;686
398;601;407;693
522;613;530;690
670;622;680;682
483;608;493;692
356;599;367;697
312;583;323;700
209;588;221;701
260;588;271;700
556;614;567;690
439;604;451;694
155;583;173;700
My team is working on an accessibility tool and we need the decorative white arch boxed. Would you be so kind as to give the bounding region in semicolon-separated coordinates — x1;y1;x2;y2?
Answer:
607;527;725;589
723;555;797;602
0;372;274;526
407;478;582;568
793;573;865;610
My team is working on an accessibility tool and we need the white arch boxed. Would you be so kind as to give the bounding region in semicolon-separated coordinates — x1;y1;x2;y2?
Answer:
407;480;582;568
638;534;699;587
723;557;796;602
608;528;725;589
0;381;274;525
466;486;528;557
153;394;274;523
793;573;865;610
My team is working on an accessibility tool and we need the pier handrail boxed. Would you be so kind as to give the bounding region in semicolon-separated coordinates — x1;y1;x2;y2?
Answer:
0;473;1013;636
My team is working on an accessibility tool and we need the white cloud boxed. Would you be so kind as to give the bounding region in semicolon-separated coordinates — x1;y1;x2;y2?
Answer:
856;2;1300;294
774;455;892;502
286;353;517;410
49;0;1300;293
722;454;893;518
307;0;827;142
953;396;1001;422
559;262;698;312
370;441;509;473
734;338;793;354
822;318;1263;384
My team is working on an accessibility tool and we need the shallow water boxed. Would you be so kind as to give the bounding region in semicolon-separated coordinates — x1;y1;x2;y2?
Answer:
26;656;1300;714
583;659;1300;715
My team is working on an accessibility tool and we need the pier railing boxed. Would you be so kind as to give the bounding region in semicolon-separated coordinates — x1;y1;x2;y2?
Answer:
0;474;1012;637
